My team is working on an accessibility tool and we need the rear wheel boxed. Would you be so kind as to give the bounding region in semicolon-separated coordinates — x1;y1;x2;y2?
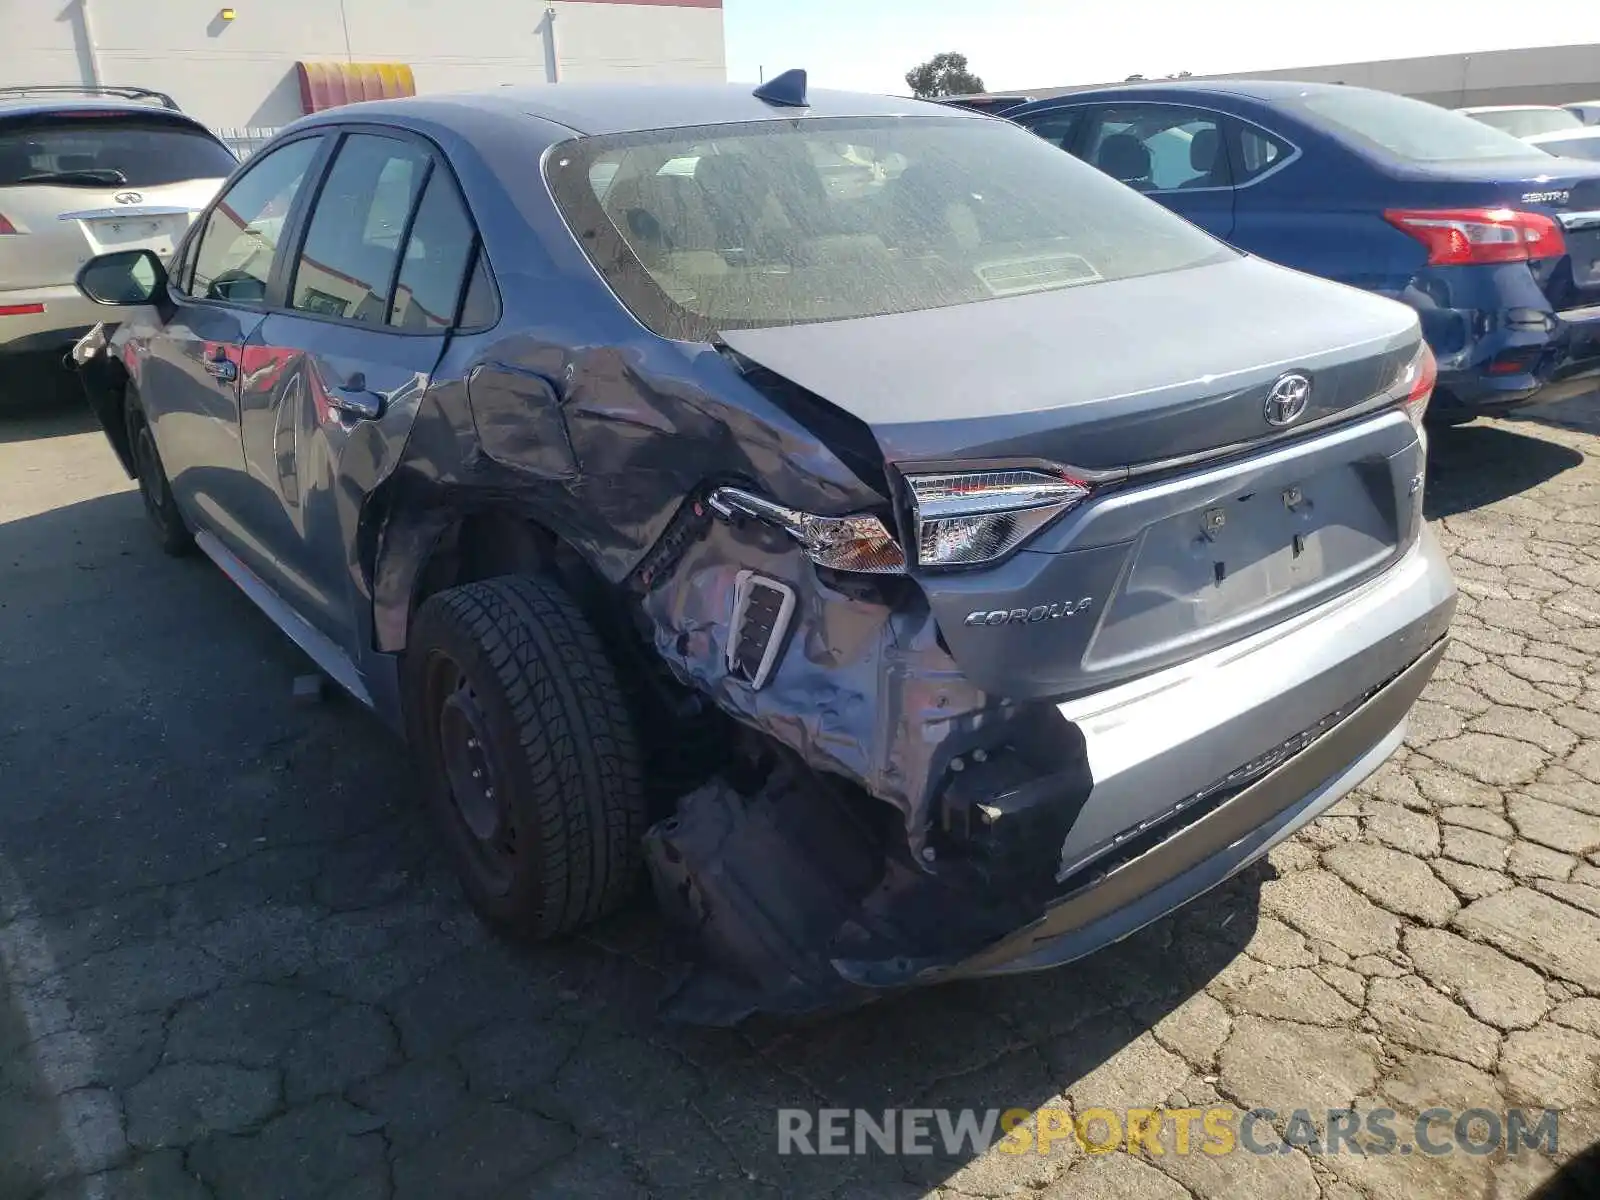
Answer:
404;575;648;938
124;389;193;556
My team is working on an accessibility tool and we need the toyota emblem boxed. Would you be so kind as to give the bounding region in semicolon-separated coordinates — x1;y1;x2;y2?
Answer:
1264;372;1312;427
113;191;144;205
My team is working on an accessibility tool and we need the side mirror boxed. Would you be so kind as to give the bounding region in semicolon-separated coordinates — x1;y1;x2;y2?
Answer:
75;249;169;307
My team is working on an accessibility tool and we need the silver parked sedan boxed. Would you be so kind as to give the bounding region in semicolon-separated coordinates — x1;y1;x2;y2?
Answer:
69;71;1455;1022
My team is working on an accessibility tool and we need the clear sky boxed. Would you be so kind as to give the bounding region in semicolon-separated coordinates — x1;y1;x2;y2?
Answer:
723;1;1600;95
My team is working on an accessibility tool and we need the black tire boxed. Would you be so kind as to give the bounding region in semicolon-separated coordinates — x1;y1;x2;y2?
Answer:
404;575;648;938
124;388;193;556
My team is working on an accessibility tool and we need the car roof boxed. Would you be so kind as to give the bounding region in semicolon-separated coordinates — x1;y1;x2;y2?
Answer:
296;82;976;139
0;96;199;122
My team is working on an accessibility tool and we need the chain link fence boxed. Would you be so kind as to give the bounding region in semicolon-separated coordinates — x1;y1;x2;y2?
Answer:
215;126;281;160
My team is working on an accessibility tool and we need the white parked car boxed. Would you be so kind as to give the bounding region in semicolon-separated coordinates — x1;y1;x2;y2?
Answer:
0;86;235;396
1456;103;1586;140
1564;101;1600;126
1521;125;1600;162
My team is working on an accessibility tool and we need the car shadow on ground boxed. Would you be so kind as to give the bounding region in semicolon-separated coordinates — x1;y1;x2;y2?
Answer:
0;397;99;445
0;488;1261;1197
1425;420;1585;520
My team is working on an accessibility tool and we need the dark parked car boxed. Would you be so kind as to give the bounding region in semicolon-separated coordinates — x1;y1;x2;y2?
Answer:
70;74;1454;1022
1007;81;1600;421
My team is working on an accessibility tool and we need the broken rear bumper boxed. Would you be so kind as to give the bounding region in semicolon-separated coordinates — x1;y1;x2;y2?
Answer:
903;633;1444;985
855;529;1455;988
652;530;1455;1023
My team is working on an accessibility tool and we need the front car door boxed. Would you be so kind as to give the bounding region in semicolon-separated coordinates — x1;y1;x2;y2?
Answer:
240;128;490;659
141;135;327;551
1075;104;1238;241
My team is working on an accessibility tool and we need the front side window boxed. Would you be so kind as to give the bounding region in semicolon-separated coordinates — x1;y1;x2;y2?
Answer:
1015;108;1084;151
546;114;1232;341
1082;106;1232;192
290;134;429;323
1295;90;1545;162
190;136;321;305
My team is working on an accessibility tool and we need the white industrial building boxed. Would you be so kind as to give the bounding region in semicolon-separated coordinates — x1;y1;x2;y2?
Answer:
6;0;726;133
1015;43;1600;110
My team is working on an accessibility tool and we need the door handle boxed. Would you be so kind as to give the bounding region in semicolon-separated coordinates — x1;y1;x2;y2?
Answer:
328;372;382;420
204;351;237;383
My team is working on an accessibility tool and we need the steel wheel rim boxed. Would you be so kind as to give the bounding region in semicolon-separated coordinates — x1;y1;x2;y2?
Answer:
425;651;516;891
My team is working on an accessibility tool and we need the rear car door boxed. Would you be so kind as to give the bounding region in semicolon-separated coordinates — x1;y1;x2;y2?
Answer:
240;129;487;657
141;135;327;552
1077;104;1236;240
0;106;236;358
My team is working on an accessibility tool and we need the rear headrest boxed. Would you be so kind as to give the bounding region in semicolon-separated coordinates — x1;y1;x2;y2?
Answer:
1189;127;1221;172
1097;134;1152;184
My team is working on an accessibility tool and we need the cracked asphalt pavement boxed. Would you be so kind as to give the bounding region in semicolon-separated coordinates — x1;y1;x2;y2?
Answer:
4;394;1600;1199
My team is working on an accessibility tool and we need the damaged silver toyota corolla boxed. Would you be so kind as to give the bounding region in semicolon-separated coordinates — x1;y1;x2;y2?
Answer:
68;72;1455;1023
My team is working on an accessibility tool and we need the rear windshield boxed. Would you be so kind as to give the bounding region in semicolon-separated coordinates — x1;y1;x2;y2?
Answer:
1468;108;1584;139
1542;134;1600;163
0;115;237;187
545;114;1233;340
1290;90;1543;163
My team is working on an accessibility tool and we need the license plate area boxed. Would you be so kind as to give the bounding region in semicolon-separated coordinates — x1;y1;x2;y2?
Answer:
81;213;187;257
1085;459;1400;669
1568;227;1600;290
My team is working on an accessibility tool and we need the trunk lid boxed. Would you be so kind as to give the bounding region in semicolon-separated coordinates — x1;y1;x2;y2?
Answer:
720;254;1425;701
718;254;1417;471
0;109;234;288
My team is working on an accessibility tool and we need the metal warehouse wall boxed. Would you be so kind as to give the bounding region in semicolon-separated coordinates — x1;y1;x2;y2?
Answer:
1017;43;1600;109
3;0;726;129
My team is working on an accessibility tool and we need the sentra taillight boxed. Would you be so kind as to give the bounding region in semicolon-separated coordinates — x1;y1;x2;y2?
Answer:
1384;207;1566;266
0;214;17;235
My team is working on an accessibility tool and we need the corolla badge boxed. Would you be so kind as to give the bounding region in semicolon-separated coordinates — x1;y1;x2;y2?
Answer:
1264;372;1312;427
964;598;1093;627
113;191;144;205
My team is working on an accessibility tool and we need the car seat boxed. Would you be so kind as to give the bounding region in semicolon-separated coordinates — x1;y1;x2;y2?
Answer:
1181;127;1231;188
1096;133;1154;190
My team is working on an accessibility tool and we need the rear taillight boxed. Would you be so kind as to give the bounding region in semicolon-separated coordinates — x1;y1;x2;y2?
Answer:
1384;207;1565;266
1398;340;1437;430
0;214;17;235
0;303;45;316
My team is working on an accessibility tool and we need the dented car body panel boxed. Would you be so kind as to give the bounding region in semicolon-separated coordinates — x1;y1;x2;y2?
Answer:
73;82;1455;1023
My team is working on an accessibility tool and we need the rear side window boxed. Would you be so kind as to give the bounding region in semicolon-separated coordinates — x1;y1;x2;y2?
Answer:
1237;126;1291;181
0;115;237;186
546;114;1232;341
388;171;478;330
1293;90;1541;162
290;134;428;323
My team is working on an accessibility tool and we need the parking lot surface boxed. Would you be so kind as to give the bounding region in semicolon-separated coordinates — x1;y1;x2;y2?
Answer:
3;396;1600;1199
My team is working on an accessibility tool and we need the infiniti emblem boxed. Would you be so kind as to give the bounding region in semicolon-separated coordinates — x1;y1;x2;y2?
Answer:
113;191;143;205
1264;372;1312;427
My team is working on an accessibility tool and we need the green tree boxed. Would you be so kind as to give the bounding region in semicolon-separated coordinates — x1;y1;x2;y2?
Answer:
905;52;986;99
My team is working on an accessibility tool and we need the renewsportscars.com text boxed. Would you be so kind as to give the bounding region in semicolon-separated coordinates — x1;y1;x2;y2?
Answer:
777;1106;1560;1159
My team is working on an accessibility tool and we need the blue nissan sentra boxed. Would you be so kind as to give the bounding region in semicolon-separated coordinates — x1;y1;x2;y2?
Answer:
1007;81;1600;422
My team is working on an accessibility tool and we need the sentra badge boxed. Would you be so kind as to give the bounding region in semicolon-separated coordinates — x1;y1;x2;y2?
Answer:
964;598;1093;627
